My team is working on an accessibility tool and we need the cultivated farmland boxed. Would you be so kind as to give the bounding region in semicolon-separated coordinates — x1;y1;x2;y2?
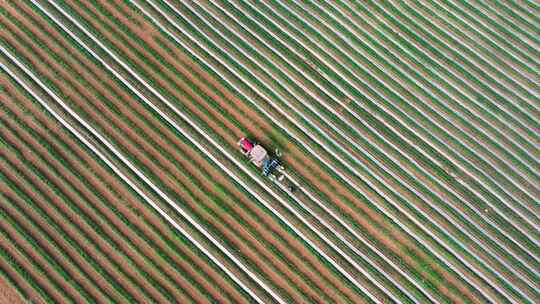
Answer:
0;0;538;303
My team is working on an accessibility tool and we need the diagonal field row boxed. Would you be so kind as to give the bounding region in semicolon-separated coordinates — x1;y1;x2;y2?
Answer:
1;0;538;303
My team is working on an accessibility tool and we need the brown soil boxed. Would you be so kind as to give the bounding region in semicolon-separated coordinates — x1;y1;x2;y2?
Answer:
1;86;114;303
212;10;463;304
0;133;134;303
0;242;50;304
0;202;80;304
5;105;181;303
0;264;29;304
15;8;242;298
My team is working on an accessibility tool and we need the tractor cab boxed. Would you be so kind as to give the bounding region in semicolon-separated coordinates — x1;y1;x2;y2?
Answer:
238;137;254;155
248;145;268;167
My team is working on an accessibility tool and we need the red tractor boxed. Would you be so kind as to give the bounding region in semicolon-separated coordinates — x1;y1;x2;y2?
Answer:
238;137;285;181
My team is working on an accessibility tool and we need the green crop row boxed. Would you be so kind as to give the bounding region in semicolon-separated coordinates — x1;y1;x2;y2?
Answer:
235;0;536;300
375;0;540;177
0;88;173;302
411;0;538;95
0;133;142;303
0;168;116;303
1;66;221;300
21;28;287;301
493;0;540;33
0;99;203;303
288;0;538;172
107;1;142;28
453;0;539;56
245;0;537;209
353;0;540;183
182;4;452;300
373;0;538;124
12;0;536;302
0;126;115;303
400;0;538;103
10;0;536;302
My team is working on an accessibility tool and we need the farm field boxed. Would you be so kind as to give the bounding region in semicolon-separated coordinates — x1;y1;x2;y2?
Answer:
0;0;538;303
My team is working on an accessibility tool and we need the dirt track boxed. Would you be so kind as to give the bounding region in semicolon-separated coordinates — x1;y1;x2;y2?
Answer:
0;275;24;304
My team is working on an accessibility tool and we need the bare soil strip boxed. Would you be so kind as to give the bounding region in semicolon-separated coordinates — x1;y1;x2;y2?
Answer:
0;273;25;304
